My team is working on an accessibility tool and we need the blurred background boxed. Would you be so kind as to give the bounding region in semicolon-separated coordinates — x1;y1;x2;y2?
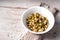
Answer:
0;0;60;9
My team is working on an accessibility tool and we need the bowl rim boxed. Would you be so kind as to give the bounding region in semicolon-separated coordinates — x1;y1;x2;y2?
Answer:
22;6;55;34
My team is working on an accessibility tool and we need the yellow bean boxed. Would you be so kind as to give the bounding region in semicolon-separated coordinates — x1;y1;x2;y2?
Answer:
33;29;37;32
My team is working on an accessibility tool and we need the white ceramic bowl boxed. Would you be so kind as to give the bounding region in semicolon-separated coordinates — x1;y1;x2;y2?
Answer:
22;6;55;34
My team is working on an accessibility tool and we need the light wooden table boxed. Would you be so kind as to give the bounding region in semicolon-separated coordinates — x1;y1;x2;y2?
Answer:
0;0;60;40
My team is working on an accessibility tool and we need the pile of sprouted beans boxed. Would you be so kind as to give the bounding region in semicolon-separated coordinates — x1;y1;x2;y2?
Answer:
26;12;48;32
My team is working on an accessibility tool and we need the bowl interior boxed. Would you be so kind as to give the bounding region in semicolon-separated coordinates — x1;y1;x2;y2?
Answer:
22;6;55;34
